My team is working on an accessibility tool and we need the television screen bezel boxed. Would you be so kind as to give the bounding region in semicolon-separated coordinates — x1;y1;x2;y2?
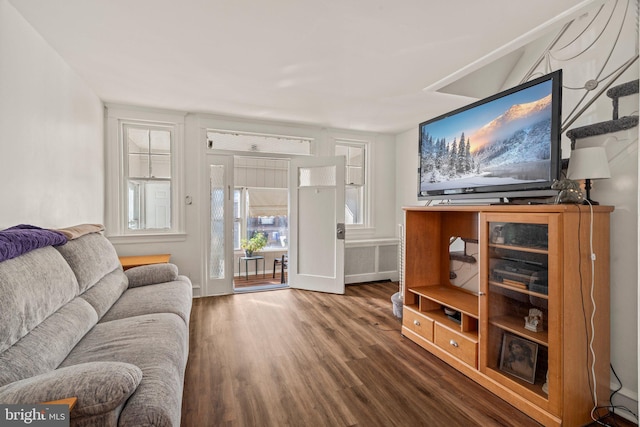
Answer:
417;70;562;201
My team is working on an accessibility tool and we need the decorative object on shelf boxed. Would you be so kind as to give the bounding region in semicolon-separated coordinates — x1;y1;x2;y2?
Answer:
551;178;584;204
542;370;549;395
240;233;267;257
566;147;611;205
491;225;505;244
443;306;461;324
499;333;538;384
524;308;544;332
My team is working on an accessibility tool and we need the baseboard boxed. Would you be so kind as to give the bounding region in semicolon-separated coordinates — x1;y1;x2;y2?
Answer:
191;284;202;298
345;271;399;284
608;383;639;423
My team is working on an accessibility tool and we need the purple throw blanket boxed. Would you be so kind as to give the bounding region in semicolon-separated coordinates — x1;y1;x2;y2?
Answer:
0;224;67;263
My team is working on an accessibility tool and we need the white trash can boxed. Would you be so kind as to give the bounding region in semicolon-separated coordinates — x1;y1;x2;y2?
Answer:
391;292;403;319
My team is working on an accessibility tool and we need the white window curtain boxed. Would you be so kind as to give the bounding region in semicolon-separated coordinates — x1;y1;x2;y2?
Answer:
247;188;288;217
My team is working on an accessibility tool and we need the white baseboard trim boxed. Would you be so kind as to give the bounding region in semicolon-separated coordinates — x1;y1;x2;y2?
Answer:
345;271;399;284
608;383;639;423
191;284;202;298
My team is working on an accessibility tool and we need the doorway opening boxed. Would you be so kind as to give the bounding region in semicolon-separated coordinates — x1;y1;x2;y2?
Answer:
232;157;289;292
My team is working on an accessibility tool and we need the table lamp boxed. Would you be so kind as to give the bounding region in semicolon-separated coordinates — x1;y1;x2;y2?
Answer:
566;147;611;205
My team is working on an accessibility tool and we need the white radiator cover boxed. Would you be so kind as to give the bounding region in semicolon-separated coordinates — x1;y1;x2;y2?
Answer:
344;238;399;284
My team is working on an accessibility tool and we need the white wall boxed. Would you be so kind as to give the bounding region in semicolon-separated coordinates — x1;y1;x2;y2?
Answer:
0;0;104;229
395;0;639;417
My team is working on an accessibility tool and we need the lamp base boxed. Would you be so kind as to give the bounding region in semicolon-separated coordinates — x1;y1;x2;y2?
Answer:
582;178;600;205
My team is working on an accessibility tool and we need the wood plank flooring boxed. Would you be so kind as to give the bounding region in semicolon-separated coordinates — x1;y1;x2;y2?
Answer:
234;273;286;289
180;282;633;427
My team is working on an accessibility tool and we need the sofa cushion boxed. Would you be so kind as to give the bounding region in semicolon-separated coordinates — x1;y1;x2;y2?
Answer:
101;277;193;324
0;361;142;418
0;246;79;353
61;313;188;427
79;269;129;320
0;297;98;387
55;232;122;293
125;263;178;288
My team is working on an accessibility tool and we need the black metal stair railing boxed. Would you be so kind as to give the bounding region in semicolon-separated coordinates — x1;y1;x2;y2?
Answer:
566;79;639;150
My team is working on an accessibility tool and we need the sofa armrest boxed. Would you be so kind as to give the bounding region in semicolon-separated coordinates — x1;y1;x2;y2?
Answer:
0;362;142;417
125;263;179;288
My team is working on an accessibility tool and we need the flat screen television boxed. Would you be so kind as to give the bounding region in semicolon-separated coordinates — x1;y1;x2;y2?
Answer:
418;70;562;201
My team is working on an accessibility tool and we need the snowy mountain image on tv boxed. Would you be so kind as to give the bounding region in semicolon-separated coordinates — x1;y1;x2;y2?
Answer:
419;80;553;194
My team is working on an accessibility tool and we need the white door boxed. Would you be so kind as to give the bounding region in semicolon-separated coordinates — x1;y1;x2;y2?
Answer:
204;154;234;296
289;156;345;294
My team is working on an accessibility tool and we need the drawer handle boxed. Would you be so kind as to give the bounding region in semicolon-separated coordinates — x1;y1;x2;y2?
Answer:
449;339;459;348
413;319;421;326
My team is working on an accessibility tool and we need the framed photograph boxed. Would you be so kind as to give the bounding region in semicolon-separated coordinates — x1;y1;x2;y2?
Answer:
499;333;538;384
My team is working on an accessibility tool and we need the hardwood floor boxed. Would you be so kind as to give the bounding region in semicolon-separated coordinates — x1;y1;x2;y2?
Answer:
181;282;634;427
234;272;287;289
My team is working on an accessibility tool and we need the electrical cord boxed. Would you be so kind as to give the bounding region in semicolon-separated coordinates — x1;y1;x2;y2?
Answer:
602;364;639;424
582;201;601;423
578;202;611;427
581;202;638;427
450;251;479;291
577;205;597;410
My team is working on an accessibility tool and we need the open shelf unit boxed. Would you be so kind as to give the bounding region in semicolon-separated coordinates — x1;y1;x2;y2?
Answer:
401;204;612;426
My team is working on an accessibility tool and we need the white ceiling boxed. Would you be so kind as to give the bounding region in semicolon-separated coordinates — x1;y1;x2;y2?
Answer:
10;0;590;134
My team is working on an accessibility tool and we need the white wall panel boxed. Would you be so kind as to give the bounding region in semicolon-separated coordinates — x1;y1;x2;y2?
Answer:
345;239;399;284
345;246;376;275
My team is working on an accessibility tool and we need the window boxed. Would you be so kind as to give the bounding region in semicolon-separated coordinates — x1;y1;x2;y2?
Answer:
231;156;289;251
335;140;366;225
124;124;173;231
207;130;312;155
234;187;288;251
105;105;185;239
233;188;242;250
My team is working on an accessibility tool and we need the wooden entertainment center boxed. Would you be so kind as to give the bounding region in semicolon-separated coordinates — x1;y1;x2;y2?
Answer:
402;204;612;426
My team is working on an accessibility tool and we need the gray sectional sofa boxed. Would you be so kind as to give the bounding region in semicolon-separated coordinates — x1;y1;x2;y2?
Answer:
0;227;192;426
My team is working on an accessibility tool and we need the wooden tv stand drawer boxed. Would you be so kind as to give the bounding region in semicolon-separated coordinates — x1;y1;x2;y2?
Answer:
434;323;477;368
402;307;434;342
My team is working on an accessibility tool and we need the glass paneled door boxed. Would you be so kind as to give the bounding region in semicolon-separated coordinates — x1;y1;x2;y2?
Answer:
205;155;234;296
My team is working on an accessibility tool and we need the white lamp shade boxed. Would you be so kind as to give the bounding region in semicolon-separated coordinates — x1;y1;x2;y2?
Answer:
567;147;611;180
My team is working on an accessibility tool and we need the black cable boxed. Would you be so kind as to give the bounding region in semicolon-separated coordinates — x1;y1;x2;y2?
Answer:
586;364;639;426
610;363;623;402
609;364;639;422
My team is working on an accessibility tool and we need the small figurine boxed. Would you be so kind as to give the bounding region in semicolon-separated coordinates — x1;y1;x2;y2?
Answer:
524;308;544;332
551;179;584;204
491;225;504;244
542;370;549;395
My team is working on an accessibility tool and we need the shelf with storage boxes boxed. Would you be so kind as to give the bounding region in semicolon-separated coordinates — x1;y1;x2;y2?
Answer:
402;204;612;427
